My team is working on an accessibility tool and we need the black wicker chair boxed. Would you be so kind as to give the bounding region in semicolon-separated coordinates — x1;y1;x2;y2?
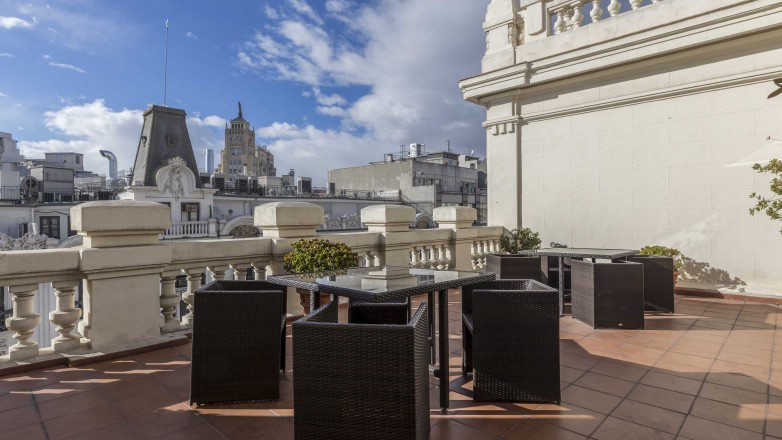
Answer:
348;297;410;324
461;279;560;403
627;255;675;313
190;280;287;406
541;256;571;292
486;254;543;281
293;301;430;440
570;259;644;329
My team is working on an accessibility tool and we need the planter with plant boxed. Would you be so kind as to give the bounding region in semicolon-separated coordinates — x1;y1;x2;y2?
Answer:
283;238;359;314
487;228;543;280
638;245;684;285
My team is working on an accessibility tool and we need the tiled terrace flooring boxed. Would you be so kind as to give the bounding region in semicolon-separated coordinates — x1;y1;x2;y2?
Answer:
2;293;782;440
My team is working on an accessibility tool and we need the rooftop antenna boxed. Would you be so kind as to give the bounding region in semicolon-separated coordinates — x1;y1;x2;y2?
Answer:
446;139;451;152
163;19;169;107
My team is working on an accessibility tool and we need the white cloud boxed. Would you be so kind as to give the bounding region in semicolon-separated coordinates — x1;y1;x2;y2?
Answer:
18;100;225;175
49;61;86;73
287;0;323;25
240;0;487;185
185;31;198;41
0;52;14;57
0;15;34;29
264;6;280;20
0;92;7;97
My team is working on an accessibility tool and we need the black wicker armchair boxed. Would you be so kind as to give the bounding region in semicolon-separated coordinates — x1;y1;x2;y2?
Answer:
627;255;675;313
189;280;287;406
293;301;430;440
486;254;543;281
570;259;644;329
461;279;560;403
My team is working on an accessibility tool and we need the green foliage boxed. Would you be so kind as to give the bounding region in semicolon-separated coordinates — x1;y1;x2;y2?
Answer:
283;239;359;274
639;245;685;271
499;228;541;254
749;158;782;234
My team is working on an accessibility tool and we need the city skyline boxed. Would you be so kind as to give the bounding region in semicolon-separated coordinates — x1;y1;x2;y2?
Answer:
0;0;488;186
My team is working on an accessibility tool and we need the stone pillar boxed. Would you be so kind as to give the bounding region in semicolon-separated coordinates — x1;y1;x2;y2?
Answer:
182;268;204;327
159;270;181;332
208;218;218;237
255;202;324;317
361;205;416;268
434;206;479;271
72;201;171;352
50;280;83;352
6;284;41;361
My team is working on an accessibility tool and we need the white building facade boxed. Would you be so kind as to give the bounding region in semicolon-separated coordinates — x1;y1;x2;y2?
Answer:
460;0;782;296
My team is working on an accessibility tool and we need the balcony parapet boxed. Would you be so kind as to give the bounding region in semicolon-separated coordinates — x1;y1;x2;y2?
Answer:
0;201;504;369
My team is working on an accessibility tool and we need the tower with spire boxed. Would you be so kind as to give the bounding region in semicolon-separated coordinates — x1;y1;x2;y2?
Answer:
219;102;276;184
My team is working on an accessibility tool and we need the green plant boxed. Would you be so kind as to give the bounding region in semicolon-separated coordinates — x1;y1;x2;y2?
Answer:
283;238;359;274
499;228;541;254
639;245;684;272
749;158;782;234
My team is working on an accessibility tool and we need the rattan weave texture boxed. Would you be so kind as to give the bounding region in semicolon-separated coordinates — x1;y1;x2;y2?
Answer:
293;301;430;439
348;297;410;324
486;254;543;281
627;255;675;313
189;280;286;406
462;279;560;403
570;259;645;329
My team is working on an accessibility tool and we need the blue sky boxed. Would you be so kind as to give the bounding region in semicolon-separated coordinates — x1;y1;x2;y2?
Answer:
0;0;488;186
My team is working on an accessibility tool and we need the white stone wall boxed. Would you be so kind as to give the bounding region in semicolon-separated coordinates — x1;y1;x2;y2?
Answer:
462;0;782;296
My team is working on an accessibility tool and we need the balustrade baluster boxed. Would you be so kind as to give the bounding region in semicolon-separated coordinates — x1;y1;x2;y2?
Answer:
231;263;250;280
252;261;267;280
410;246;420;267
590;0;604;22
471;242;480;270
208;265;229;281
608;0;621;16
630;0;642;9
49;280;83;352
182;269;204;326
571;1;584;28
6;284;41;361
159;271;181;332
553;8;566;35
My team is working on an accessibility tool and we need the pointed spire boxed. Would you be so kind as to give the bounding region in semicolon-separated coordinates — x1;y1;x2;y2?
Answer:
238;101;243;118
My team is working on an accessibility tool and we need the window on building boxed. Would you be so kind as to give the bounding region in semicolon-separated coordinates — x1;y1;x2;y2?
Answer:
40;216;60;239
181;203;199;222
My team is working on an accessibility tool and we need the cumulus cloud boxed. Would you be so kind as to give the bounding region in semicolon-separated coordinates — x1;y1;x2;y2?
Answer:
48;61;86;73
239;0;487;185
0;15;34;29
19;100;225;176
0;52;14;57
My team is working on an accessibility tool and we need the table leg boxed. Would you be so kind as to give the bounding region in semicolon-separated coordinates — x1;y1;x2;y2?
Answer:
558;257;565;315
428;291;436;366
437;289;449;413
309;289;320;312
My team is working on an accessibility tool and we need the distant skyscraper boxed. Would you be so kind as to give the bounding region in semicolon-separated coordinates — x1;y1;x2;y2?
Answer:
205;149;214;173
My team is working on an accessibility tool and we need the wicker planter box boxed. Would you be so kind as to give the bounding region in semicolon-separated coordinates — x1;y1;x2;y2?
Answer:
627;255;675;313
485;253;543;281
570;259;644;329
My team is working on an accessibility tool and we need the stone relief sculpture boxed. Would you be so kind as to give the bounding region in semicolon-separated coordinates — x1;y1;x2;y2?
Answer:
156;156;195;200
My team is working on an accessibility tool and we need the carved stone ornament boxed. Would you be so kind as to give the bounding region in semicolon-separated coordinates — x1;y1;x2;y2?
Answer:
0;232;49;251
156;156;196;200
165;134;178;148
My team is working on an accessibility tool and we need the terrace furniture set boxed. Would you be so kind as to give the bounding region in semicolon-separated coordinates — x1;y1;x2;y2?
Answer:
188;266;562;439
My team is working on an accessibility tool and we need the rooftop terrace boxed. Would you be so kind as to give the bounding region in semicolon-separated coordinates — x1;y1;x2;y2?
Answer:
2;292;781;440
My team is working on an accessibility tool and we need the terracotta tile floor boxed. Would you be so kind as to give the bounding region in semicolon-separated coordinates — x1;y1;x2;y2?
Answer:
2;292;782;439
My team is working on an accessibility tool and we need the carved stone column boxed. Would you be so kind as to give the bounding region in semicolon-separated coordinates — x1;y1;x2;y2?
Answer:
49;280;83;353
159;270;181;332
231;263;250;281
6;284;41;361
182;268;204;327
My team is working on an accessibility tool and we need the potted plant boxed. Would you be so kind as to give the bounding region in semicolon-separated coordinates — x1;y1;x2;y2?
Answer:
487;228;543;280
638;245;684;284
283;238;359;314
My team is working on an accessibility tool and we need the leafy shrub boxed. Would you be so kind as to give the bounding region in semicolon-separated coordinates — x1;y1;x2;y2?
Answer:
499;228;541;254
639;245;684;271
749;158;782;234
283;239;359;274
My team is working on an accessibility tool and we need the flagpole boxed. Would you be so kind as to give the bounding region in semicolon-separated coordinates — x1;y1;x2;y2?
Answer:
164;19;169;107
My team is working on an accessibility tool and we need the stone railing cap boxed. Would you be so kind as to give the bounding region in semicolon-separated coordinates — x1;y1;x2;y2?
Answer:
433;206;478;222
71;200;170;233
254;202;324;227
361;205;415;224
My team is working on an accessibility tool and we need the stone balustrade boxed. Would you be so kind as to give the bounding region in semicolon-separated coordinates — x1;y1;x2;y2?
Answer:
163;220;217;239
0;200;503;367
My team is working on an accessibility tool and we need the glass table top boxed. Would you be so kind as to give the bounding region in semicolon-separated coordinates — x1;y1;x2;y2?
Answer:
518;248;638;259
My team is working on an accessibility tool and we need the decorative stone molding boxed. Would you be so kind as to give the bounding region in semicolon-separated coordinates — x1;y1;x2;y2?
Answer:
155;156;197;200
434;206;478;230
361;205;415;233
254;202;324;238
484;120;518;136
0;233;49;251
71;200;170;248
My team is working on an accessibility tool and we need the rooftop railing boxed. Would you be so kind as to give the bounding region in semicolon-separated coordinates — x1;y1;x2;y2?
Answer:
0;201;502;367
